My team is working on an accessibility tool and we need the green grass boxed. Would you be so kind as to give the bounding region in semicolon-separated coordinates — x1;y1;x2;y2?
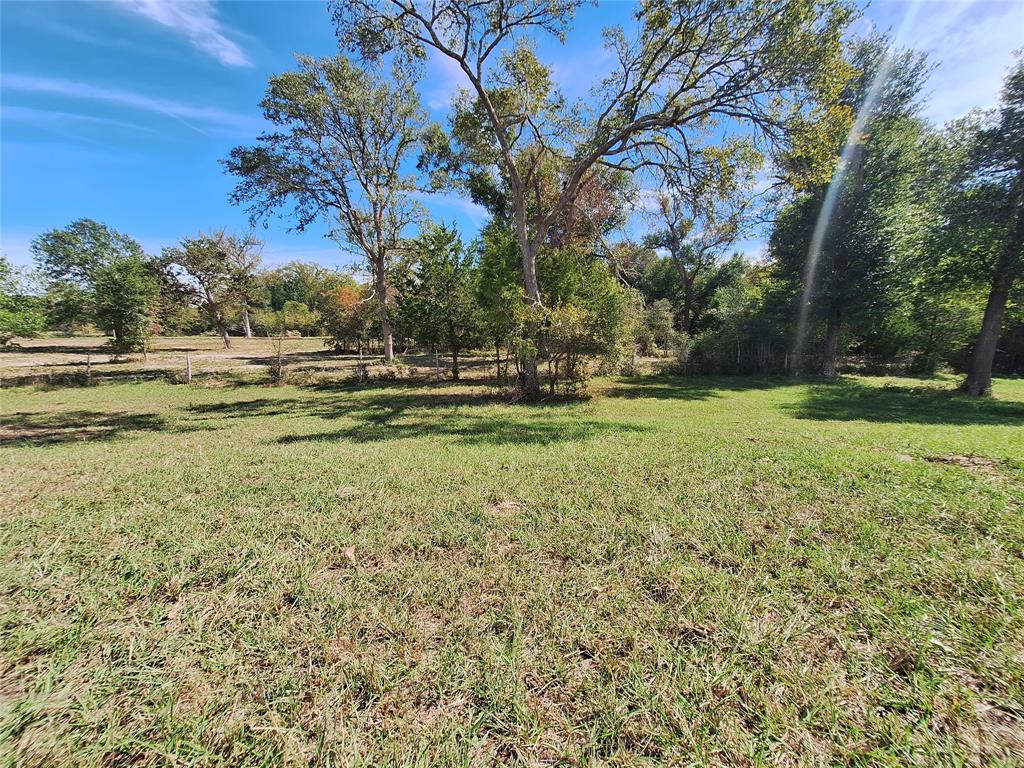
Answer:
2;374;1023;766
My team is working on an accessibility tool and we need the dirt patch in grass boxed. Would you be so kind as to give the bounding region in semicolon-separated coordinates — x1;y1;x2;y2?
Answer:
926;454;1004;475
488;499;523;516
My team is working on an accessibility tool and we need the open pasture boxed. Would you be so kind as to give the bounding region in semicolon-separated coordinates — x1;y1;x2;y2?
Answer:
2;370;1023;765
0;336;379;386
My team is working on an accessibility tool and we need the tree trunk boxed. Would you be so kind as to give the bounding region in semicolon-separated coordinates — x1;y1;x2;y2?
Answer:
203;289;230;349
212;304;231;349
821;311;841;377
513;232;543;399
520;357;541;396
964;194;1023;395
451;348;459;381
680;276;694;335
373;254;394;361
242;307;252;339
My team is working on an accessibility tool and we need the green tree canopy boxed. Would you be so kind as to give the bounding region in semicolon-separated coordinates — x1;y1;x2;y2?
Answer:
226;55;428;361
333;0;855;396
31;218;146;287
399;224;482;379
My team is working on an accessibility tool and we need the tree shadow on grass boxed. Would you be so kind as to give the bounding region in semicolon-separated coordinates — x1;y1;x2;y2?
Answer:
0;410;181;447
1;368;174;388
1;342;108;355
265;385;644;447
277;412;649;447
236;349;340;367
601;375;795;401
1;368;265;390
187;397;314;419
185;386;512;423
785;378;1024;426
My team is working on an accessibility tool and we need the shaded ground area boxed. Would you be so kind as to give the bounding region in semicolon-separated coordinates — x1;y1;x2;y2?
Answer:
1;373;1022;765
0;409;171;446
787;377;1024;426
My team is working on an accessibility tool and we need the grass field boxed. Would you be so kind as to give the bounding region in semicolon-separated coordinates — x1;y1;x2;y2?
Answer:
2;365;1023;765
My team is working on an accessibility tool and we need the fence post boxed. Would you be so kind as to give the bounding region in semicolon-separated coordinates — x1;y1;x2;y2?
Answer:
185;352;192;384
86;354;92;383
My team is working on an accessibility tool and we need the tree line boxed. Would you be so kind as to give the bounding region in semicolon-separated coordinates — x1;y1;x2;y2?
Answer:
2;0;1020;397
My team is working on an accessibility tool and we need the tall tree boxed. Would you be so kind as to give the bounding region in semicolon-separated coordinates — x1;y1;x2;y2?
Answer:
644;142;759;334
770;37;930;375
30;220;159;347
400;224;481;379
475;221;522;381
0;256;46;346
222;232;264;339
163;232;252;349
30;218;145;287
225;55;427;361
962;58;1024;395
333;0;853;395
92;257;160;354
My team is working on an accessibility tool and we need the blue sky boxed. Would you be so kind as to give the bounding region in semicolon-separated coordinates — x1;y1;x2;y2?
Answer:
2;0;1021;272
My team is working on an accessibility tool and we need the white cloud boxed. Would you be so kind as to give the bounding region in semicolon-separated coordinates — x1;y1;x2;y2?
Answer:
1;74;261;134
423;49;470;111
876;0;1022;123
549;44;615;100
413;191;489;226
118;0;251;67
732;238;768;262
2;105;156;134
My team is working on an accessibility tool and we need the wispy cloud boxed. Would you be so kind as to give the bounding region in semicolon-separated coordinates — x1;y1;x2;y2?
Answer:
2;105;156;134
878;0;1022;123
550;44;615;100
423;49;469;111
118;0;251;67
2;74;261;134
413;191;489;226
633;188;666;216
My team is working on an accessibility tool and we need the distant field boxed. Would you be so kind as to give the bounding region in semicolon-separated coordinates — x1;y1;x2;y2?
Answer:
0;334;636;390
1;366;1023;765
0;336;371;385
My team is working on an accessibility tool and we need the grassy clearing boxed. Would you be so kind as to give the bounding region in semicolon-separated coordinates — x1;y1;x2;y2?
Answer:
1;372;1023;766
